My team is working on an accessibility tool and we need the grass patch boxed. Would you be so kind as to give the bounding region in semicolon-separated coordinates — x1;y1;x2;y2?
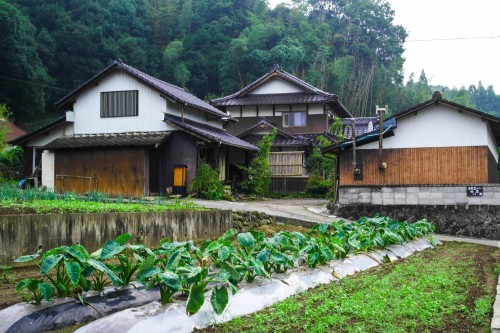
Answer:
199;242;499;333
0;199;201;214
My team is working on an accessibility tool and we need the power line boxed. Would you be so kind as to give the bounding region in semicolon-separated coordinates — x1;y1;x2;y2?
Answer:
406;35;500;42
0;74;71;92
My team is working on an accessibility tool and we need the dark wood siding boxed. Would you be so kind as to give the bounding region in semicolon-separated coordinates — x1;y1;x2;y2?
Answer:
339;146;491;186
225;114;328;136
55;148;145;196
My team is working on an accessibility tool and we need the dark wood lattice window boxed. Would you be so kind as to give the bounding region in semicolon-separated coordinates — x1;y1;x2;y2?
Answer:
100;90;138;117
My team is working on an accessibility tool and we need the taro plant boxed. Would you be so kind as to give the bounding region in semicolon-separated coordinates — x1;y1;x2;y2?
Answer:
95;233;153;286
231;231;270;282
16;278;54;305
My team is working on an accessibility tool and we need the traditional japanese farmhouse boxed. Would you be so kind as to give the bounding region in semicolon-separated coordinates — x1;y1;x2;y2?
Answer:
212;64;351;192
325;92;500;205
10;60;257;196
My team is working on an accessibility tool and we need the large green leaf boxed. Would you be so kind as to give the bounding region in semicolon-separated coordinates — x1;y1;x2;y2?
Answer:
320;246;334;261
218;246;231;261
87;259;123;286
64;261;81;285
186;283;205;316
159;271;182;290
65;244;89;261
100;240;125;260
221;228;237;241
166;249;183;270
136;267;161;283
16;278;32;291
210;286;229;315
217;260;240;281
115;233;131;245
14;252;41;263
237;232;255;247
40;254;63;275
38;282;54;301
307;252;319;266
256;249;270;262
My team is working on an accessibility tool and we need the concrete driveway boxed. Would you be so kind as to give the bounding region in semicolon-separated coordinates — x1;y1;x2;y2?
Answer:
191;198;338;224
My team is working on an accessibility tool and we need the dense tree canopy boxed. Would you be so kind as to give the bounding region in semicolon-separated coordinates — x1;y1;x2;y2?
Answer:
1;0;499;129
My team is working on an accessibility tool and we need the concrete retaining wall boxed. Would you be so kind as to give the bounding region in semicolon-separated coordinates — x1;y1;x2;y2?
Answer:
0;210;232;265
336;205;500;240
339;185;500;206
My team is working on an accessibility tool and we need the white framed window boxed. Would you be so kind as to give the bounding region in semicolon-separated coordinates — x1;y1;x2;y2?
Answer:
100;90;138;117
283;111;306;127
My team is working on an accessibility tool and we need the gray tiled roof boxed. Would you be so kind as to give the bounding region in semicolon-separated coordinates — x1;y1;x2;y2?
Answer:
212;64;335;104
243;135;311;147
341;117;378;140
44;132;170;149
213;93;334;106
164;115;258;151
9;115;67;145
56;60;228;119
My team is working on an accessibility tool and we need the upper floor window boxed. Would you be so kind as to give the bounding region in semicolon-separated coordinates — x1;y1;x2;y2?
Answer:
283;111;306;127
100;90;138;118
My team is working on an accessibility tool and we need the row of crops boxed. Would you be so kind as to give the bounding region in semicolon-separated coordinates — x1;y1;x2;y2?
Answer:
14;216;434;316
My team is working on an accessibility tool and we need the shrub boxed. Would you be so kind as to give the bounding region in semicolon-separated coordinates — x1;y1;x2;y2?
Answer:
189;162;224;200
240;129;277;196
0;146;23;181
306;173;330;195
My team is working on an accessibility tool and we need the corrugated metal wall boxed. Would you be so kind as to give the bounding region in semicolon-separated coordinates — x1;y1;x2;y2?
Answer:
339;146;493;185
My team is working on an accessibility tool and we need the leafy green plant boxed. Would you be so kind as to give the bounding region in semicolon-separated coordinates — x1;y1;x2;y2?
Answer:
188;162;224;200
232;232;271;282
95;233;152;287
16;278;54;305
240;129;277;196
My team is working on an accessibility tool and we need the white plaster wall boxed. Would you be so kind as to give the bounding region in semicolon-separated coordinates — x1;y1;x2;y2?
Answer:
259;105;273;117
360;104;497;160
73;71;169;134
41;150;55;190
250;78;303;94
241;106;257;117
27;123;74;147
308;104;324;115
226;106;240;117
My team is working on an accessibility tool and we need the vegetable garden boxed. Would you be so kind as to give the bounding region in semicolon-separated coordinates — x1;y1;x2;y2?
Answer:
4;216;435;332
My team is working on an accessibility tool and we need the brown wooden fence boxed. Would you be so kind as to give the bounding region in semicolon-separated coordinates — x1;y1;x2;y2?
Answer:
270;176;308;193
269;152;305;176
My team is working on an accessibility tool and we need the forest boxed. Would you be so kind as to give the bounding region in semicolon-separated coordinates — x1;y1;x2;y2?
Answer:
1;0;499;130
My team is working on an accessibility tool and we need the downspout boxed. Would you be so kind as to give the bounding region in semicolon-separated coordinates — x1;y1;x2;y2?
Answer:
351;118;359;174
376;105;388;170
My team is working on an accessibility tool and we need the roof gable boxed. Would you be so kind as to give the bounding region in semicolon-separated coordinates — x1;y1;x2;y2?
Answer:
395;91;500;143
213;64;334;103
56;60;228;119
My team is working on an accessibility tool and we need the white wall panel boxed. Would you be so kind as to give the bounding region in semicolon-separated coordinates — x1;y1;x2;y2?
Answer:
250;78;303;94
27;123;74;147
241;105;257;117
74;71;169;134
360;104;493;156
308;104;324;115
41;150;55;190
259;105;273;117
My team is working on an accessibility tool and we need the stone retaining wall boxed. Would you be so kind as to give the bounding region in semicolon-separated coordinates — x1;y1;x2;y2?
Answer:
0;210;232;265
336;204;500;240
339;185;500;206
